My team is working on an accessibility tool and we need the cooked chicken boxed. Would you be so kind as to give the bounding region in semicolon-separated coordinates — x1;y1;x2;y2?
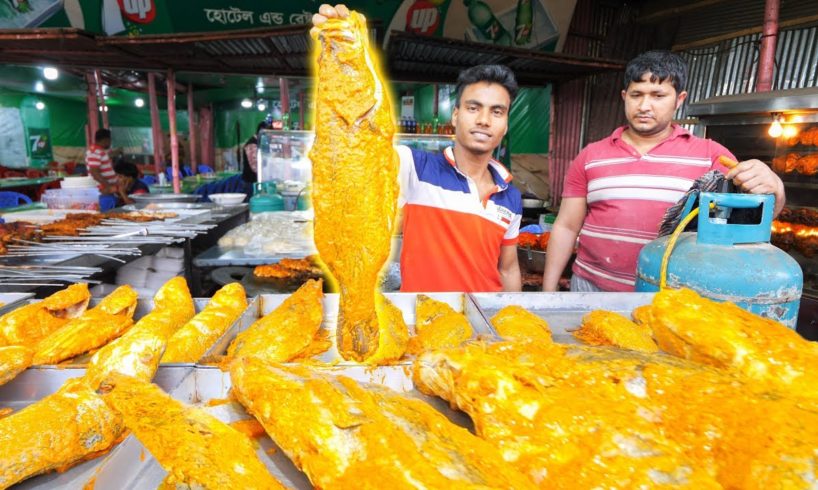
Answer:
85;277;195;389
230;357;536;489
99;375;287;490
162;283;248;363
648;287;818;398
0;346;32;386
224;279;324;365
0;378;124;489
310;11;402;361
32;285;138;365
490;305;552;342
0;283;90;346
574;310;658;352
407;295;473;355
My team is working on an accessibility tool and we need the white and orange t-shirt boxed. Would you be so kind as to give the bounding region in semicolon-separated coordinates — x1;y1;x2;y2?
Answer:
398;145;522;292
562;124;732;291
85;144;117;186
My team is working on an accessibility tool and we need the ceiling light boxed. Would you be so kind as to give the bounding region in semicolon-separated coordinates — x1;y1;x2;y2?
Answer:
257;101;267;112
35;101;45;110
98;106;108;112
768;113;783;138
43;67;59;80
241;98;253;109
134;97;145;108
34;81;45;92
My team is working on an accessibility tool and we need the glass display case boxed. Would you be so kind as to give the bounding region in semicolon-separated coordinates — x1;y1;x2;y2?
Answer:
256;130;455;210
688;87;818;336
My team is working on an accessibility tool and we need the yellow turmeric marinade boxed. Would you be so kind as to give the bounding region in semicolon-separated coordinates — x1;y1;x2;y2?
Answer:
100;375;287;489
490;305;552;342
309;11;406;362
407;295;473;355
0;283;90;347
574;310;659;353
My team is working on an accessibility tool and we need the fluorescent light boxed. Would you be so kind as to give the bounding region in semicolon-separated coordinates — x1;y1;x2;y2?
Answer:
43;67;59;80
34;81;45;92
98;106;108;112
134;97;145;108
35;101;45;110
241;98;253;109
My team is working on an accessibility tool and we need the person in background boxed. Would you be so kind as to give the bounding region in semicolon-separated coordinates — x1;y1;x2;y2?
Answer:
85;128;117;193
241;121;269;184
543;50;785;293
113;160;149;206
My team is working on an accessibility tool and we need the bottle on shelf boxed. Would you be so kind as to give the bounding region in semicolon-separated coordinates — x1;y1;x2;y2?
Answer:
464;0;513;46
514;0;533;45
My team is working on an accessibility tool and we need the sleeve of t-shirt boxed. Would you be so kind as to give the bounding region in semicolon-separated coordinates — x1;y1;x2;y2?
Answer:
396;145;416;208
502;208;522;246
708;139;737;174
561;147;591;198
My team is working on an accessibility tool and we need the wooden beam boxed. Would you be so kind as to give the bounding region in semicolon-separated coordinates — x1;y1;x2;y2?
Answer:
167;69;181;194
188;83;198;174
148;72;164;176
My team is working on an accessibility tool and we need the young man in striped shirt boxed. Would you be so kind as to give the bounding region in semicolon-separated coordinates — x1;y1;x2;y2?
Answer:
85;128;117;194
543;50;785;292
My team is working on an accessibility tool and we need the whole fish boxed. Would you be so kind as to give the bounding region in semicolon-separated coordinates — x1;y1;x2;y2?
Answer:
309;10;405;361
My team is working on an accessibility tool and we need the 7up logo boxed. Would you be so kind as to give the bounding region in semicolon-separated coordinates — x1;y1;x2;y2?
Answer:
406;1;440;36
118;0;156;24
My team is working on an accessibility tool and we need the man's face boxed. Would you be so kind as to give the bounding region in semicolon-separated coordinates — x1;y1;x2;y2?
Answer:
451;81;510;156
621;74;687;136
99;138;112;150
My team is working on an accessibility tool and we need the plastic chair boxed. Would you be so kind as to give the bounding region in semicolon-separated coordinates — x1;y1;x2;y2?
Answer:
140;175;156;185
182;166;193;177
197;165;213;174
0;191;32;208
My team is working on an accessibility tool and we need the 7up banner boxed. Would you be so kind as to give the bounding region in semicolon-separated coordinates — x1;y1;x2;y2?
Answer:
12;0;574;53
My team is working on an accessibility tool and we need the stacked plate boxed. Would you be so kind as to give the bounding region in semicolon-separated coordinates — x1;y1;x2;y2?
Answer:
61;176;98;189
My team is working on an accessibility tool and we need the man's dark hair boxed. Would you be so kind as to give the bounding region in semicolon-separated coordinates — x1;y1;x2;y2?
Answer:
455;64;518;107
94;128;111;142
114;160;139;179
624;50;688;94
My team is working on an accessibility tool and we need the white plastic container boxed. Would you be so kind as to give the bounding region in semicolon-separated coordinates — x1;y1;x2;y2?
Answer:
42;188;101;211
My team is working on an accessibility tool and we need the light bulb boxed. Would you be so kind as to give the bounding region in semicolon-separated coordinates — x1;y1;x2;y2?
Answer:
257;102;267;112
768;120;783;138
35;101;45;110
241;98;253;109
134;97;145;108
43;67;59;80
34;81;45;92
783;125;798;139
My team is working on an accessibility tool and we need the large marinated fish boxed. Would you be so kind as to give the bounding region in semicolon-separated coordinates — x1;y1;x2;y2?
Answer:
309;10;405;361
32;285;138;365
574;310;659;352
0;283;90;346
648;287;818;398
230;357;535;489
407;295;473;355
100;375;288;490
490;305;552;342
0;378;124;489
224;279;323;365
85;277;195;388
0;346;32;386
161;282;247;363
415;340;818;489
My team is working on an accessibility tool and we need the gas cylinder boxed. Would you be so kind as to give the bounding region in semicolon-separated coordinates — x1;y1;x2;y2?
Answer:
636;192;803;328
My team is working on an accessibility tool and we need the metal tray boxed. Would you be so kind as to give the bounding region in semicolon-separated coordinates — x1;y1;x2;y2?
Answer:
129;193;200;204
0;292;34;316
89;365;472;490
2;295;257;367
0;366;194;490
469;292;656;343
241;292;494;364
193;245;314;267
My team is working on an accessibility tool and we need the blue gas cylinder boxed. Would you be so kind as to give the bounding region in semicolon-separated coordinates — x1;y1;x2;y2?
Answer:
636;192;803;328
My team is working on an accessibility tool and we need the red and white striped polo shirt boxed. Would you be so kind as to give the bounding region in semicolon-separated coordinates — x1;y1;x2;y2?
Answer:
85;144;117;185
563;124;732;291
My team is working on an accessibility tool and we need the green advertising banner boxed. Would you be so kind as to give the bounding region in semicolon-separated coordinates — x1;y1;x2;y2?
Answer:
13;0;575;53
26;126;53;162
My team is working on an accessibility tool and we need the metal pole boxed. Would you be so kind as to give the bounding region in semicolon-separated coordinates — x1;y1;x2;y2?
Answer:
187;83;198;174
148;73;164;176
85;72;98;147
756;0;780;92
279;77;289;127
166;69;181;194
94;70;109;129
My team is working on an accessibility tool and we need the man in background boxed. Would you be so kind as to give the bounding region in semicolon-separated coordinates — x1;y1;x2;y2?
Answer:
85;128;117;194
